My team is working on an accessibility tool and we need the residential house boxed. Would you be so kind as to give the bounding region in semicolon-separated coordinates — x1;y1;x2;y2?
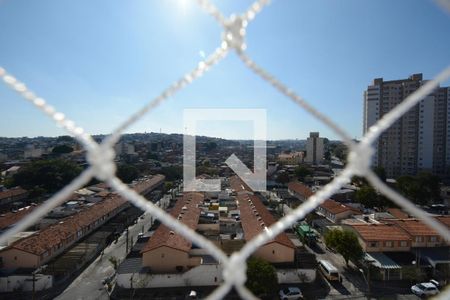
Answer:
237;193;295;263
316;199;360;223
141;192;204;273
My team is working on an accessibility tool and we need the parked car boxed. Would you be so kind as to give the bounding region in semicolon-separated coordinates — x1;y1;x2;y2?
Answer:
411;281;439;297
101;273;115;285
279;287;303;299
186;290;198;299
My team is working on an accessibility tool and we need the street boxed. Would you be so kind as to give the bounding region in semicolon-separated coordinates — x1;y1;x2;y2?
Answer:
55;197;170;300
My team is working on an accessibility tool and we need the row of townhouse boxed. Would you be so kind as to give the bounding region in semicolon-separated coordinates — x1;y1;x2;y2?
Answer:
288;181;361;223
0;195;129;269
231;176;296;263
0;175;165;269
348;217;450;252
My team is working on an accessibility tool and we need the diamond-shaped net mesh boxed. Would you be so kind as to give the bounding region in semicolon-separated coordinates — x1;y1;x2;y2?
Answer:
1;1;450;299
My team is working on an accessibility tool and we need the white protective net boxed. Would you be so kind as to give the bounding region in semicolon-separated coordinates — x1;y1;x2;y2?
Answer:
1;0;450;299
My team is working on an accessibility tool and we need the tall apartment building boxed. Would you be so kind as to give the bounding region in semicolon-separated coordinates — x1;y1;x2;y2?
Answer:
305;132;324;165
363;73;450;178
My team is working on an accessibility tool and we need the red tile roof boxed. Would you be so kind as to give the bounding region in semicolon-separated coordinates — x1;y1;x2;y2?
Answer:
3;175;164;256
229;176;253;193
288;182;313;198
237;193;294;249
132;175;165;194
0;187;28;201
10;195;127;256
388;219;440;236
319;199;360;215
0;205;37;230
141;192;204;253
435;215;450;228
386;208;409;219
350;223;411;241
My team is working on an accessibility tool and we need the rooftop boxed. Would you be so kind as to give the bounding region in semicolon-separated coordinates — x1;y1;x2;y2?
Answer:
237;193;294;249
0;204;37;231
350;223;411;241
9;195;127;255
0;187;28;200
389;219;440;236
287;182;313;198
319;199;360;215
141;192;204;253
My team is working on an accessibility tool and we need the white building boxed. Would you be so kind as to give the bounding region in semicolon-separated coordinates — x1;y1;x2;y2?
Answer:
305;132;324;165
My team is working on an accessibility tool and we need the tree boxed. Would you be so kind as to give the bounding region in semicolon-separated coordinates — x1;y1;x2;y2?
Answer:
52;144;74;154
161;166;183;181
338;230;364;266
355;185;379;208
294;166;312;181
246;257;278;296
324;229;363;266
373;167;386;182
396;172;440;205
275;172;290;185
116;164;139;183
8;159;82;194
56;135;75;143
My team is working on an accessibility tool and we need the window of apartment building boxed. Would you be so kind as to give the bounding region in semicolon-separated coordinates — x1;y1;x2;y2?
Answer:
400;241;407;247
415;236;423;242
385;241;393;247
430;236;437;242
369;242;378;248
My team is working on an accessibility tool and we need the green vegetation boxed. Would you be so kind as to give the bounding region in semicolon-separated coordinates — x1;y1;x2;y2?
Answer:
6;159;82;196
396;172;440;205
294;165;312;181
246;257;278;296
355;185;382;208
161;166;183;181
52;144;74;154
275;172;290;185
324;229;363;266
116;164;140;183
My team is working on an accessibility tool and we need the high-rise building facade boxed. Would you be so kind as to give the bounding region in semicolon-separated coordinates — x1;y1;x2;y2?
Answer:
363;73;450;178
305;132;324;165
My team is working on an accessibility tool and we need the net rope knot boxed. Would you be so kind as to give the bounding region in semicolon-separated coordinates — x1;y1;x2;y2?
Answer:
347;141;374;176
87;145;117;181
223;253;247;287
222;14;247;52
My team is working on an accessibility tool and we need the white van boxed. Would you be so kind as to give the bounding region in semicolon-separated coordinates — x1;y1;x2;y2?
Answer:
318;260;340;281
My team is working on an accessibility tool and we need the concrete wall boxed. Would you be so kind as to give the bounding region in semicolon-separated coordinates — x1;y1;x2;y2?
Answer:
254;242;295;263
142;246;202;273
0;274;53;292
197;223;219;232
117;264;222;288
0;248;40;269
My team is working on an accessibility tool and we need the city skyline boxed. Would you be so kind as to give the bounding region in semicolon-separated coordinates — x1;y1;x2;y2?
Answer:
1;0;450;140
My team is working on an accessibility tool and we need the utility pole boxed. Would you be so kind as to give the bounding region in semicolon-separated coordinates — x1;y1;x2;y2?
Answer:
125;215;129;254
32;271;35;300
31;265;46;300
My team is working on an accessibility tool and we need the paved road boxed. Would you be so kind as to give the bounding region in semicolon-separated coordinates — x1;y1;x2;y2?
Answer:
56;197;170;300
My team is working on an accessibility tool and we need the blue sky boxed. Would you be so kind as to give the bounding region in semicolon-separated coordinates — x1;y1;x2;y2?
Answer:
0;0;449;140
